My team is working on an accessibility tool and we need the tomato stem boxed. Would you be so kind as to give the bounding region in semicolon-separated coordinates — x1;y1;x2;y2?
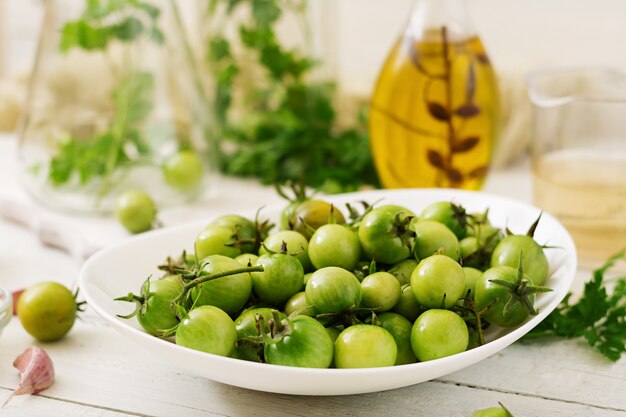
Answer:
171;265;264;311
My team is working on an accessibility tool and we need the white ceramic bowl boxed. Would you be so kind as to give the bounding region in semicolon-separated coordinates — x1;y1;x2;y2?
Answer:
0;288;13;337
79;189;577;396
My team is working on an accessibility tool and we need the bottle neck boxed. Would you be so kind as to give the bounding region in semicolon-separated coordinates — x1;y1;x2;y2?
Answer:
406;0;475;42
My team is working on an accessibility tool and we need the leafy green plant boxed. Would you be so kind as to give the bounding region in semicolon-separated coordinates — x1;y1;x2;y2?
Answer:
525;250;626;362
47;0;163;190
204;0;378;192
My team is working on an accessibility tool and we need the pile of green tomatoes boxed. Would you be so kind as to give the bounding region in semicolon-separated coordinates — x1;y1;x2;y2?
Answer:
116;197;551;369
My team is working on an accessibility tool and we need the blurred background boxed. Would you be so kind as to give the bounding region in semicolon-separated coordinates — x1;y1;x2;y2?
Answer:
1;0;625;163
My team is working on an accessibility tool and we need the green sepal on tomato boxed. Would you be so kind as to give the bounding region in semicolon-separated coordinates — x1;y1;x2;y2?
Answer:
420;201;469;240
231;307;286;362
491;234;549;286
490;214;549;285
358;205;415;264
474;261;551;327
259;230;312;271
115;277;182;336
209;214;258;254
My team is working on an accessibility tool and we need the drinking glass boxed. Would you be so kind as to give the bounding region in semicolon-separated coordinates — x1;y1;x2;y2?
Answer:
527;67;626;265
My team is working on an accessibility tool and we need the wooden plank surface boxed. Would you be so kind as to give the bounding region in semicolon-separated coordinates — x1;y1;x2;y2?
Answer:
1;316;624;417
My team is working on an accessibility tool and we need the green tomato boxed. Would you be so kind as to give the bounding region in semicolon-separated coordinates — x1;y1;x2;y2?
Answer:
190;255;252;315
462;267;483;299
474;266;536;327
303;272;313;289
410;309;468;361
334;324;397;368
391;285;422;322
358;205;415;264
420;201;468;239
163;150;204;190
235;253;259;267
308;224;361;271
411;255;465;309
195;226;241;259
284;291;319;317
259;230;312;271
252;253;304;306
471;405;512;417
115;190;156;234
491;235;549;286
305;267;362;314
264;315;334;368
377;312;417;365
176;306;236;356
209;214;257;253
231;307;285;362
387;259;419;286
136;279;182;335
234;307;286;338
460;236;479;260
410;220;460;260
17;281;76;342
460;230;501;271
281;199;346;239
360;272;401;311
374;204;416;217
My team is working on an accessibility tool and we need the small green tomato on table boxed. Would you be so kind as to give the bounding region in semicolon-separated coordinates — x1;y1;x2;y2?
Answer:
115;190;157;234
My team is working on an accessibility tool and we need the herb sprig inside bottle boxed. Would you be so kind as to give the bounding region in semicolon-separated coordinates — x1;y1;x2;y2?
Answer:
47;1;164;195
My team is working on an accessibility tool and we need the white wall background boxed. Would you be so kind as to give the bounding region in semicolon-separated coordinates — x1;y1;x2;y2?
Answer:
332;0;626;96
2;0;626;93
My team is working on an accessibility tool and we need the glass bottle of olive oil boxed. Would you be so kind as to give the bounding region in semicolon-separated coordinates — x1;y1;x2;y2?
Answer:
370;0;499;189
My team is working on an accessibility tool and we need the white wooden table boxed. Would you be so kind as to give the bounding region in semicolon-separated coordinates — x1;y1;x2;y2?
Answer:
0;136;624;417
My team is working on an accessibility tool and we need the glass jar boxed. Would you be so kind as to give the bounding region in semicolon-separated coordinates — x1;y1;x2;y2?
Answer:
527;67;626;265
18;0;213;214
189;0;377;193
369;0;499;189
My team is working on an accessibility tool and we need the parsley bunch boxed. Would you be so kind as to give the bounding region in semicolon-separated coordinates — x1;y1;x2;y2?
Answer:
525;250;626;362
204;0;379;193
47;0;163;190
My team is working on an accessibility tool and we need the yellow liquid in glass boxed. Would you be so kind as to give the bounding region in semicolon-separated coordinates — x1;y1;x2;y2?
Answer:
369;31;499;189
533;150;626;265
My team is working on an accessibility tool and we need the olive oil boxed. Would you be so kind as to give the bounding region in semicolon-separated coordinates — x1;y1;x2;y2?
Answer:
370;29;499;189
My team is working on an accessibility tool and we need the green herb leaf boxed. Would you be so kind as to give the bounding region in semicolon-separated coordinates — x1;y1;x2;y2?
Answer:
524;249;626;362
59;0;163;53
205;0;379;192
